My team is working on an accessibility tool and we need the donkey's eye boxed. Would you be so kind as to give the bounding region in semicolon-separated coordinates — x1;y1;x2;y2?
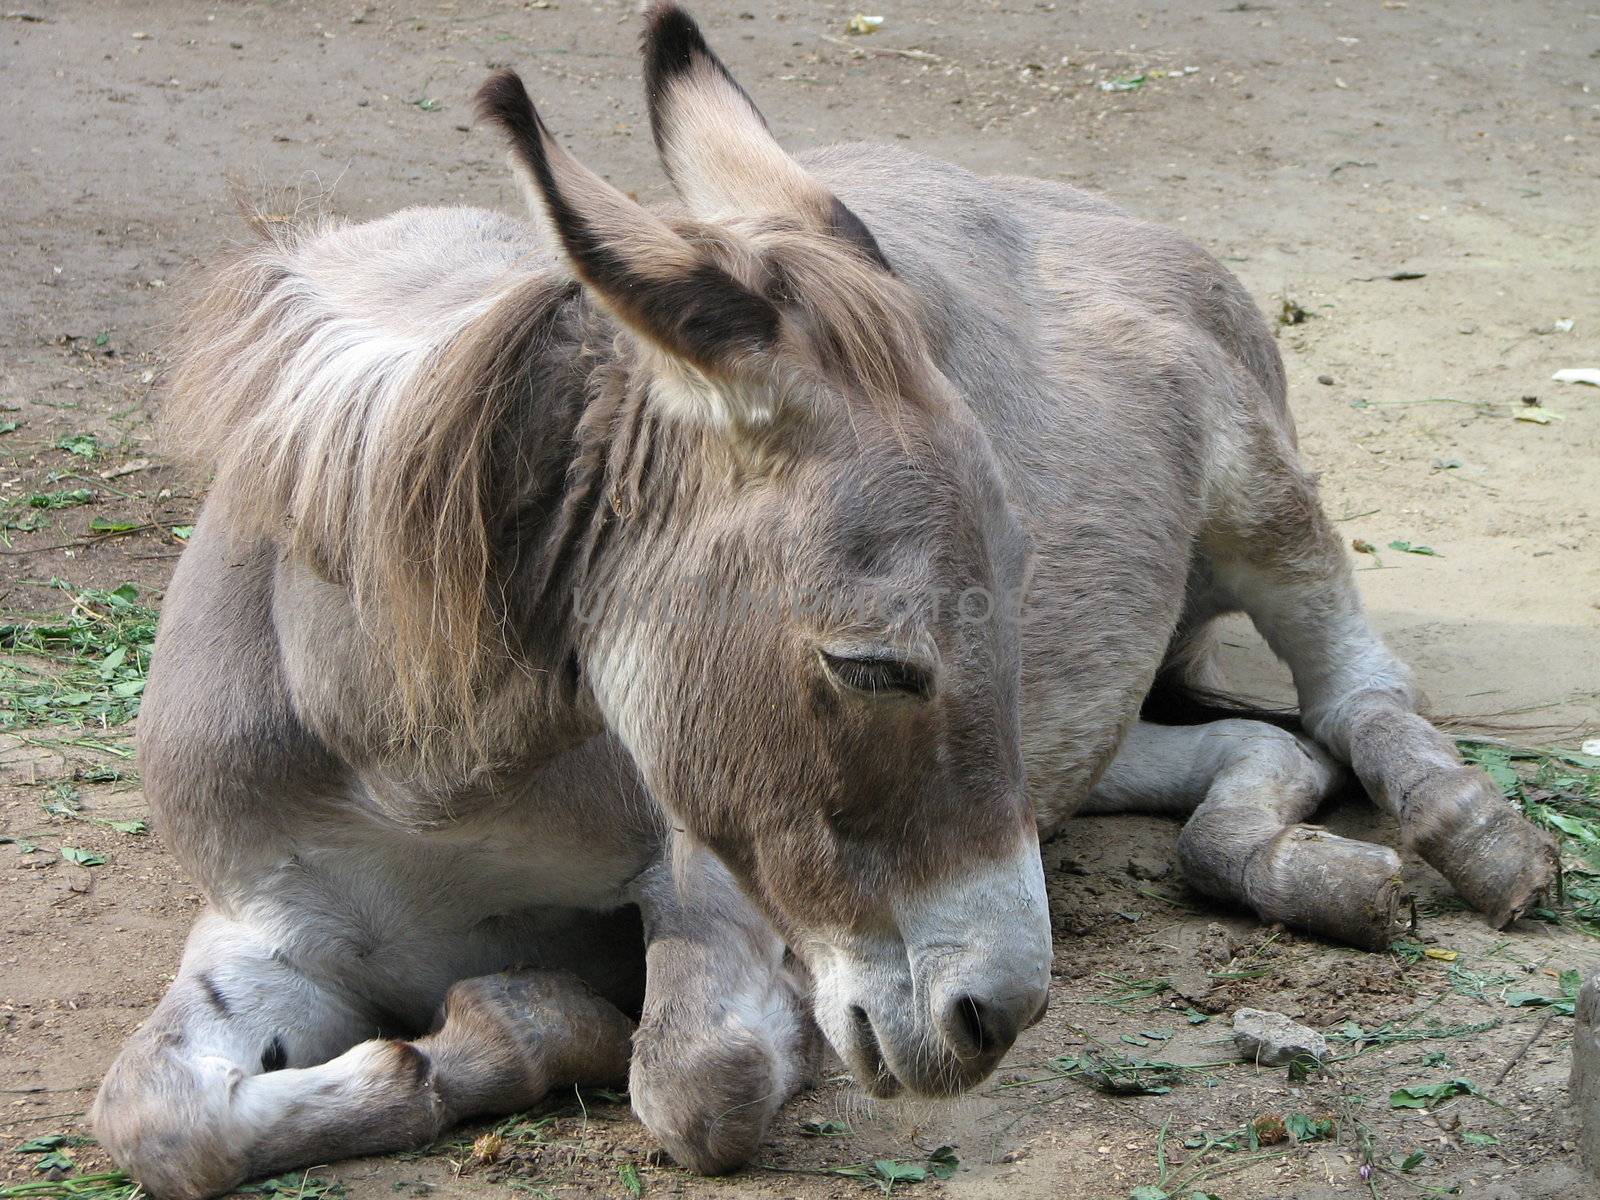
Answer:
818;649;934;700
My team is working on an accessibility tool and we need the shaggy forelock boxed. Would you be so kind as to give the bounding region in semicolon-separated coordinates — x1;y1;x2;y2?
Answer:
683;212;941;427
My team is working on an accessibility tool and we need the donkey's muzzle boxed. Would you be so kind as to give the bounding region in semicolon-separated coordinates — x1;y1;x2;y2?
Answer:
812;830;1053;1097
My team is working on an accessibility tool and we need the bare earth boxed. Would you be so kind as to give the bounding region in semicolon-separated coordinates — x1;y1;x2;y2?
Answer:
3;2;1599;1198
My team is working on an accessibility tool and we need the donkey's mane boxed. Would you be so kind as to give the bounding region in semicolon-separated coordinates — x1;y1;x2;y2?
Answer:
167;208;585;763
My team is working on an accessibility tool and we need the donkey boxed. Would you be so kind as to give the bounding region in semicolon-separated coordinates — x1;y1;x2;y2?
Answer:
90;6;1556;1197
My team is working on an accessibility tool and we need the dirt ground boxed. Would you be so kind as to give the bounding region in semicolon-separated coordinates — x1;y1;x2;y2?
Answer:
3;1;1599;1198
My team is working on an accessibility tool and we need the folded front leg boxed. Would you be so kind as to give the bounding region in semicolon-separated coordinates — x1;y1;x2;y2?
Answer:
628;839;820;1174
93;912;634;1200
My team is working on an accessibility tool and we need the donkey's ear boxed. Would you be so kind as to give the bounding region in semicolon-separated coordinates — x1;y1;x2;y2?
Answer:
475;69;779;379
642;3;891;271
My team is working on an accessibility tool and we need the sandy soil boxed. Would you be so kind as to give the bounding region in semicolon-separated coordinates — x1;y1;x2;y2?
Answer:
3;2;1598;1198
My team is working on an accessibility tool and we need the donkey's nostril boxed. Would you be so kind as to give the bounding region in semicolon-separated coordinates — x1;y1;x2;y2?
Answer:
939;990;1036;1064
955;995;987;1053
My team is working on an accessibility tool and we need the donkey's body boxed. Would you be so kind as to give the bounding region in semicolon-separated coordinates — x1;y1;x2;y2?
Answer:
93;11;1556;1197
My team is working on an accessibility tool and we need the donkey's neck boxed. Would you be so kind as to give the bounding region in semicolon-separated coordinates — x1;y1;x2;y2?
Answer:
482;309;735;778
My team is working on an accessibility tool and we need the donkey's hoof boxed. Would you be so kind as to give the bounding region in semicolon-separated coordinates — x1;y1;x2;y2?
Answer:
1408;768;1559;928
1243;825;1407;950
91;1058;251;1200
437;969;634;1093
631;1026;784;1174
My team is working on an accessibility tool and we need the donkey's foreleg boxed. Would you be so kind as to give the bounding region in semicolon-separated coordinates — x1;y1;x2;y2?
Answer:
628;844;819;1174
1214;514;1557;927
1087;720;1404;948
92;913;632;1200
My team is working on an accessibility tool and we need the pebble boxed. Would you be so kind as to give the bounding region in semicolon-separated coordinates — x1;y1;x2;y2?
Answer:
1232;1007;1328;1066
1317;374;1335;385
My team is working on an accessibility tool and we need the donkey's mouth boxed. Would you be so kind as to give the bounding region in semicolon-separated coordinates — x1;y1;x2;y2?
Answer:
846;1005;903;1099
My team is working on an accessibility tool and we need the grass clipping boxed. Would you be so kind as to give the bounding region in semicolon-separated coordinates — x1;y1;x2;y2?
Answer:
1460;737;1600;938
0;580;157;732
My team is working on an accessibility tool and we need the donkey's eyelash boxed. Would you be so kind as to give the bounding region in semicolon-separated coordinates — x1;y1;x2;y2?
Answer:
818;649;934;699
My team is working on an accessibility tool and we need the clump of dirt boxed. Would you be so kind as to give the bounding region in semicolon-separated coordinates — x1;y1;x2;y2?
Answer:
1293;957;1412;1027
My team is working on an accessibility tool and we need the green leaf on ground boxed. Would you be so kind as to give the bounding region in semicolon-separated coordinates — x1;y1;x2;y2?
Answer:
1284;1113;1335;1142
24;489;94;510
1504;991;1575;1016
1389;1078;1478;1109
54;433;100;459
799;1118;850;1137
14;1135;93;1153
1;580;158;731
1395;1150;1427;1172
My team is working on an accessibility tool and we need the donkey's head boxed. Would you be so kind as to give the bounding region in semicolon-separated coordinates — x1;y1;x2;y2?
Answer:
478;4;1049;1097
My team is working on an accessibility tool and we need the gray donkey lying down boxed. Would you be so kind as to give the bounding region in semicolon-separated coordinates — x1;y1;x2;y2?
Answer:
90;5;1556;1197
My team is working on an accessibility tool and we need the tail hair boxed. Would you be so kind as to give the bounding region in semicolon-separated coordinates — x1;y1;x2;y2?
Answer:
1139;673;1302;731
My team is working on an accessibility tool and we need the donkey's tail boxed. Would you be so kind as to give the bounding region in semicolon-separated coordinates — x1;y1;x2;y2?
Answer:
1138;672;1303;732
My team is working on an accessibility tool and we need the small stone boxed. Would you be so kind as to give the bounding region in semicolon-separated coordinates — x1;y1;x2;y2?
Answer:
230;40;244;49
1126;853;1170;881
1458;320;1478;335
1232;1007;1327;1066
1317;374;1335;385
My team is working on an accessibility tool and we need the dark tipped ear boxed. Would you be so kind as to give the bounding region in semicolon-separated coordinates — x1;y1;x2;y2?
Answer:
475;68;779;376
640;3;891;272
643;2;771;154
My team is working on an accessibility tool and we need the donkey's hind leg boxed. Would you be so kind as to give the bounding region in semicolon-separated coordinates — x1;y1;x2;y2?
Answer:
1207;441;1557;927
92;912;632;1200
1087;720;1404;948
